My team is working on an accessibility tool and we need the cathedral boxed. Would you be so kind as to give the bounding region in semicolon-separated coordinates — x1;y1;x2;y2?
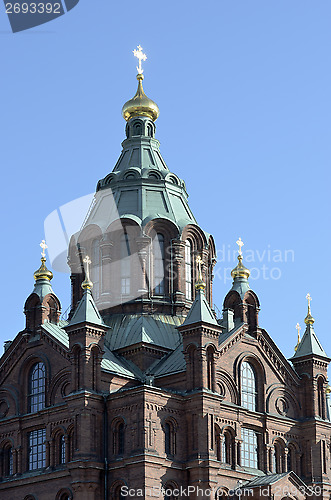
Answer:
0;47;330;500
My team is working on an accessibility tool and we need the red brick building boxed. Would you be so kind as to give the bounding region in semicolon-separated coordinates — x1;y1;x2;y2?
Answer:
0;64;330;500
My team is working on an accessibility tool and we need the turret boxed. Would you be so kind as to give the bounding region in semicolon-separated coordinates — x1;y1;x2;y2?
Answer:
222;238;259;334
64;256;107;393
290;294;330;419
24;240;61;330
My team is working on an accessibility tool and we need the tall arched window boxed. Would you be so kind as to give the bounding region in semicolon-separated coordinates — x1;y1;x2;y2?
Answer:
222;431;233;465
241;361;257;411
121;234;131;295
164;420;176;456
185;240;192;300
59;435;66;465
207;346;215;391
91;239;101;300
154;233;165;295
3;444;13;476
28;362;46;413
318;377;325;419
113;420;125;456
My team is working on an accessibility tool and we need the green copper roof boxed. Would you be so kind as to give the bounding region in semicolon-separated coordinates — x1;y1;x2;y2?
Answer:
151;344;186;377
31;279;54;303
291;323;329;360
230;276;250;299
42;320;69;347
181;289;219;327
102;345;143;379
104;313;183;351
86;117;197;233
67;289;106;328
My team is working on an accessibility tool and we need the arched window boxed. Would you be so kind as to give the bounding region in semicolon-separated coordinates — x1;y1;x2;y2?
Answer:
222;430;233;465
67;427;74;462
121;233;131;295
287;445;294;473
164;420;176;456
273;441;285;473
185;240;192;300
28;362;46;413
113;420;125;456
240;361;257;411
207;346;215;391
3;444;13;476
164;483;178;500
113;484;125;500
59;435;66;465
153;233;165;295
241;428;258;469
133;122;142;135
187;345;197;390
318;377;325;419
91;239;101;300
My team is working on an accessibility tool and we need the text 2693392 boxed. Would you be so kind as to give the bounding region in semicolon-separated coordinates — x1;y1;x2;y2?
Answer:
5;3;61;14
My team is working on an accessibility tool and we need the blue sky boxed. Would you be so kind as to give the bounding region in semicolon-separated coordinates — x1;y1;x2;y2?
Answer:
0;0;330;363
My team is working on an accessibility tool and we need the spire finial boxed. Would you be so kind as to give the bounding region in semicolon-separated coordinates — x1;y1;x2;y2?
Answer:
34;239;53;281
82;255;93;290
195;255;206;291
231;237;250;280
236;237;244;256
122;46;159;122
305;293;315;325
40;239;48;258
133;45;147;75
294;323;301;352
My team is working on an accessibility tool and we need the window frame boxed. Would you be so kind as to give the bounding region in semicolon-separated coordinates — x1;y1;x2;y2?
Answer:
241;428;258;469
28;362;46;414
28;428;46;471
240;361;257;411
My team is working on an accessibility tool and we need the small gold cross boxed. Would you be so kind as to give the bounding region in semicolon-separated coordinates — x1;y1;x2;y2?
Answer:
40;240;48;258
133;45;147;74
236;237;244;256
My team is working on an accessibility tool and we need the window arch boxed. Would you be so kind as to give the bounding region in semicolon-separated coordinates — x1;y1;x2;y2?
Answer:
240;361;257;411
287;444;296;473
206;346;215;391
164;419;176;456
164;482;179;500
91;239;101;300
273;440;285;473
222;430;234;466
2;442;13;476
185;240;192;300
67;426;74;462
28;362;46;413
153;233;165;295
318;377;325;419
59;435;66;465
113;419;125;456
112;483;126;500
121;233;131;295
56;490;72;500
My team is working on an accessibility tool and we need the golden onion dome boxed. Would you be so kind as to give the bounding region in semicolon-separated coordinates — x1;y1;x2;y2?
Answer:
304;293;315;325
122;74;159;122
34;257;53;282
231;255;250;280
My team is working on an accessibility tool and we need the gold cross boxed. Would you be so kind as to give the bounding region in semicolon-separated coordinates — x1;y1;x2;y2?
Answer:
40;240;48;258
306;293;312;311
133;45;147;74
236;237;244;256
196;255;203;281
83;255;92;280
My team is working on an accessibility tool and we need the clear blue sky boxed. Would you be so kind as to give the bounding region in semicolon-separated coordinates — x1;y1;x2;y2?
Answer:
0;1;330;363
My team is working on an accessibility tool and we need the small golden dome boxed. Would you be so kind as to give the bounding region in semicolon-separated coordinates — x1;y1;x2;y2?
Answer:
231;255;250;280
34;257;53;281
304;293;315;325
122;74;159;122
326;384;331;395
